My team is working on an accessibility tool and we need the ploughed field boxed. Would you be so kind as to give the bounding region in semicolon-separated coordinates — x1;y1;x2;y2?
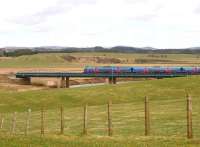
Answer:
1;76;200;146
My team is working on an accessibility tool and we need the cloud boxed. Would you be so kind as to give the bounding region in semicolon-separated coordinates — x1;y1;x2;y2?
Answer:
194;5;200;14
134;14;157;21
8;3;70;26
1;0;200;48
6;0;97;26
124;0;149;4
59;0;97;5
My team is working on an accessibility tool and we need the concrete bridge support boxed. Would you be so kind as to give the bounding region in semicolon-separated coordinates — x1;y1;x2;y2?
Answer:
108;77;112;84
113;77;117;84
65;77;70;88
108;77;117;84
58;77;70;88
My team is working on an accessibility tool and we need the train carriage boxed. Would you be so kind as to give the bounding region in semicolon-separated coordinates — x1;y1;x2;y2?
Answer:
84;66;200;75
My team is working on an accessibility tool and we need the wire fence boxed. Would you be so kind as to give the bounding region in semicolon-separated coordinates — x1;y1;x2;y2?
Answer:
0;95;199;139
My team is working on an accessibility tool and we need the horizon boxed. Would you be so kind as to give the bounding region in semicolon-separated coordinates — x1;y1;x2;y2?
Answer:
1;45;200;50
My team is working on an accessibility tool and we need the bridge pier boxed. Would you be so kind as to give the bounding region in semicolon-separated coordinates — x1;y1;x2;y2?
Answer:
108;77;117;84
113;77;117;84
108;77;112;84
58;77;70;88
66;77;70;88
58;77;65;88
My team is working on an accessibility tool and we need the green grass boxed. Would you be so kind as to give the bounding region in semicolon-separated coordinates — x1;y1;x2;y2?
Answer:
0;135;200;147
1;52;200;67
0;76;199;112
1;76;200;146
0;53;78;68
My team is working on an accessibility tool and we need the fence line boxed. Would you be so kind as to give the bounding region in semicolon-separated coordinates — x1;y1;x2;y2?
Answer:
0;95;196;139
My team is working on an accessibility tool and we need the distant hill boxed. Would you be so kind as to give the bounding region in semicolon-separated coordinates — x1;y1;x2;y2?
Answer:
1;46;200;57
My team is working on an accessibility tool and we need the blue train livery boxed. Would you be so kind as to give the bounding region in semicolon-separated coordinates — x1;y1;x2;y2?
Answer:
83;66;200;75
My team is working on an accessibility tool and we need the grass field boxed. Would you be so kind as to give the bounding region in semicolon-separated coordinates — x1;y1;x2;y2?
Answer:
0;135;199;147
1;135;200;147
0;76;199;112
1;52;200;68
1;52;200;146
1;76;200;146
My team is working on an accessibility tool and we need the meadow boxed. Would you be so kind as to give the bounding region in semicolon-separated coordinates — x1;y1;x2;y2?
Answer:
0;76;200;146
1;52;200;146
0;52;200;68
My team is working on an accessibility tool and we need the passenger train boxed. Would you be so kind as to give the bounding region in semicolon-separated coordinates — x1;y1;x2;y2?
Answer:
83;66;200;75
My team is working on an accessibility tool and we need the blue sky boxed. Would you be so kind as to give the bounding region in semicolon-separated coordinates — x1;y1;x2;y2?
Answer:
0;0;200;48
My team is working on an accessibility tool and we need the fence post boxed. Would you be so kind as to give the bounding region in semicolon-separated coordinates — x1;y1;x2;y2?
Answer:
41;107;44;136
60;106;64;134
0;117;4;129
11;112;17;135
25;108;31;136
0;113;3;129
108;100;113;136
83;104;88;135
145;96;150;136
187;94;193;139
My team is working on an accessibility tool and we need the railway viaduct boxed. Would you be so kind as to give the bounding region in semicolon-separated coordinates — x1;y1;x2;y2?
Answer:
15;72;186;88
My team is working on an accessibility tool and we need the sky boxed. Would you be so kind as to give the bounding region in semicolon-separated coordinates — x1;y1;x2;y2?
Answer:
0;0;200;48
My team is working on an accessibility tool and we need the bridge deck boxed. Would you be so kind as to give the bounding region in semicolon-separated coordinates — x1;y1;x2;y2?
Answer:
15;72;187;78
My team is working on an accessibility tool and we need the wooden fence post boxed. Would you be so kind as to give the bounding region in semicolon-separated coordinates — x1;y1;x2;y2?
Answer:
187;94;193;139
0;113;3;129
11;112;17;135
60;106;64;134
25;108;31;136
108;100;113;136
41;107;44;136
145;96;150;136
0;117;4;129
83;104;88;135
